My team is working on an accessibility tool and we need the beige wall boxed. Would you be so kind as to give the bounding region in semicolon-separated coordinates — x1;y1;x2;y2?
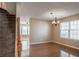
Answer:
30;18;52;44
52;14;79;49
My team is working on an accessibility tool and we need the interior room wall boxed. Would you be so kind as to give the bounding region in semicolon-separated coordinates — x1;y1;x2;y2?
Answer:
52;14;79;49
30;18;52;44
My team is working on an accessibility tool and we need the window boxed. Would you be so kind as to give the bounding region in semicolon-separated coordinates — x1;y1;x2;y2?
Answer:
21;24;28;35
60;22;69;38
60;20;79;40
21;21;30;36
20;19;30;51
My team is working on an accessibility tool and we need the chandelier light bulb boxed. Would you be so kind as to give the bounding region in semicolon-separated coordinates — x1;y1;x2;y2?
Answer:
57;21;60;24
52;21;56;24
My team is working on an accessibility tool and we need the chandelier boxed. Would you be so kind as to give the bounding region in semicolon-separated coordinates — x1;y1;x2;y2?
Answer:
50;12;60;26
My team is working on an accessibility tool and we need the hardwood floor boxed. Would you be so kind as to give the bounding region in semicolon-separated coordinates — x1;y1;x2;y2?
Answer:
29;43;79;57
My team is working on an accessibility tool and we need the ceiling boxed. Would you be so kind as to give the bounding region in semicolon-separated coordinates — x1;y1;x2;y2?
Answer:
17;2;79;20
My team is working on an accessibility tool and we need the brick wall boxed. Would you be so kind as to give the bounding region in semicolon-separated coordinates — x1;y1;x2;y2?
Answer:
0;8;16;57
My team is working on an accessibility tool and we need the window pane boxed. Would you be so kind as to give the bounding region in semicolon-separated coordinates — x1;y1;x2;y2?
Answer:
21;25;27;35
76;20;79;30
60;30;68;38
22;41;28;50
70;21;77;30
70;31;78;40
76;31;79;40
60;22;69;30
27;25;30;35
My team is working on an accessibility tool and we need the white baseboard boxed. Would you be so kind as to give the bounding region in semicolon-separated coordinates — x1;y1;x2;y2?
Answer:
52;41;79;50
30;41;51;45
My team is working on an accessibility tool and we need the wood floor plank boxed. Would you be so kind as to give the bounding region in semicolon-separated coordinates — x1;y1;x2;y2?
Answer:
29;42;79;57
